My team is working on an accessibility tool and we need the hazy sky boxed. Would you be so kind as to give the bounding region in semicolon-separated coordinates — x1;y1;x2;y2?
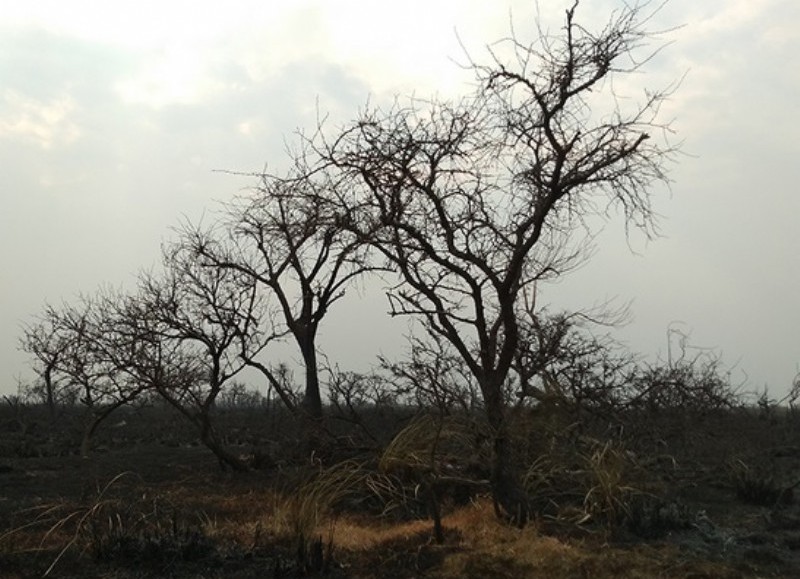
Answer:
1;0;798;399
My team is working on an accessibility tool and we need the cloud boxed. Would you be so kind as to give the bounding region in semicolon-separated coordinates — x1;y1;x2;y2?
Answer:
0;91;81;149
691;0;775;35
115;48;211;107
0;32;375;393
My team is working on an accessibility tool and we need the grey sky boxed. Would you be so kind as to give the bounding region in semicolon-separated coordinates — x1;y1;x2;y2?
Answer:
1;0;798;398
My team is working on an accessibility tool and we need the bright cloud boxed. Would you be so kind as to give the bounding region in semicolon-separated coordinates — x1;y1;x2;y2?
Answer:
692;0;775;35
115;47;212;107
3;1;267;49
3;1;535;107
0;90;80;148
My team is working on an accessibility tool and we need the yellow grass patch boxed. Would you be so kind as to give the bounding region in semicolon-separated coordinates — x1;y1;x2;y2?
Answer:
302;498;744;579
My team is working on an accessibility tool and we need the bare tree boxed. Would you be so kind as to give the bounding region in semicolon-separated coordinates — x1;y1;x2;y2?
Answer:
320;2;677;523
21;294;148;456
19;308;71;421
130;238;273;470
185;156;373;421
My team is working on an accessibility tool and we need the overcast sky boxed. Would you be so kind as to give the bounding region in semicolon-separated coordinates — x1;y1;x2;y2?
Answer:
1;0;798;399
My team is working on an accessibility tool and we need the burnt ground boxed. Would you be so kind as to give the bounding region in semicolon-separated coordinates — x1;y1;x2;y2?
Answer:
2;403;800;578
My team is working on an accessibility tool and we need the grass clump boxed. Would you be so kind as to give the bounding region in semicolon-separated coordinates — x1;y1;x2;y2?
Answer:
379;413;487;543
625;496;694;539
729;459;794;507
523;437;645;532
270;459;367;574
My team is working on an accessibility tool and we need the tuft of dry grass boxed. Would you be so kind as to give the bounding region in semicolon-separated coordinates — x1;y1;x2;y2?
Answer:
728;458;795;507
267;459;368;540
379;413;478;475
0;471;140;576
581;440;642;528
0;471;239;577
522;436;646;531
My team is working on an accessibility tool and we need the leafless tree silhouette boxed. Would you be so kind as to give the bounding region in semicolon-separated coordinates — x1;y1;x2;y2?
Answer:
20;293;148;456
129;238;273;470
183;152;374;421
318;1;678;523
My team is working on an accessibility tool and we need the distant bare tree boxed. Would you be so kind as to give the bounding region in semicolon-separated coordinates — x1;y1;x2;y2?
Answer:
21;293;148;456
320;2;677;523
627;343;740;414
19;309;71;421
513;289;634;417
380;333;480;414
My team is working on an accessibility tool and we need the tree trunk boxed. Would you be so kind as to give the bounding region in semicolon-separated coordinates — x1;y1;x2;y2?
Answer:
43;364;56;423
206;437;250;472
80;429;92;459
80;405;121;458
81;413;102;459
299;335;323;421
490;432;531;526
484;382;531;526
296;333;325;456
199;417;249;472
425;479;445;544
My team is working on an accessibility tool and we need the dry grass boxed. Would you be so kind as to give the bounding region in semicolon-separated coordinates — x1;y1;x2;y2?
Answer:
266;460;365;539
0;472;145;576
329;499;745;579
333;517;438;551
521;436;646;533
0;464;764;579
379;413;478;475
3;408;797;579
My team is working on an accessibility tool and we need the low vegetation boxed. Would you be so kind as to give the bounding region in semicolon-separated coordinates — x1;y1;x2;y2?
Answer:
3;373;800;578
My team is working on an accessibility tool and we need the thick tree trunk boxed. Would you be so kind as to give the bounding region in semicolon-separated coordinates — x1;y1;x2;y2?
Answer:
204;436;250;472
295;332;326;456
490;432;531;526
484;382;531;526
299;334;323;421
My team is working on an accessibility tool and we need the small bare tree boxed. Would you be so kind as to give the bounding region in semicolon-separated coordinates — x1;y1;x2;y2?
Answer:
320;2;677;522
513;289;635;417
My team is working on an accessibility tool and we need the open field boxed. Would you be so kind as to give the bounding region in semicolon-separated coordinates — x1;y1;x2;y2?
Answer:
2;403;800;578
